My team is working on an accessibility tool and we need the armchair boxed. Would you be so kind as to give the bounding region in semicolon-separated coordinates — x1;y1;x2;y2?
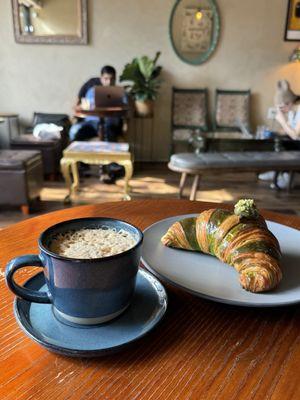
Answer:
10;113;71;179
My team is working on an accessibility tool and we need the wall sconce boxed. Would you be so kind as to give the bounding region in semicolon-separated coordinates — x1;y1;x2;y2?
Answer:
195;10;203;20
289;46;300;62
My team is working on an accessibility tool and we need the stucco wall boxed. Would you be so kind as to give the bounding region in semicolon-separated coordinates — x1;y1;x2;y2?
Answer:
0;0;299;160
32;0;79;36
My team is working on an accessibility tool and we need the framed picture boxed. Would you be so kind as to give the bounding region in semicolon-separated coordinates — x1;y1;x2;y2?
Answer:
285;0;300;41
181;8;213;53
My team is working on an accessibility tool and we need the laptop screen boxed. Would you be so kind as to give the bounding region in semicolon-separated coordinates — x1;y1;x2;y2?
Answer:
94;86;128;108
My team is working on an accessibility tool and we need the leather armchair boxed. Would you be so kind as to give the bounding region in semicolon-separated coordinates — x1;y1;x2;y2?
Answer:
10;113;71;179
32;112;71;150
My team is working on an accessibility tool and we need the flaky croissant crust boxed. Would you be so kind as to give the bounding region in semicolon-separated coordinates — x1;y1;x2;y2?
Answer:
161;209;282;293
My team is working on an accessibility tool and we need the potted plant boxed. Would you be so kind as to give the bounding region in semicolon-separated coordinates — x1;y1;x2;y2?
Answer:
120;52;162;117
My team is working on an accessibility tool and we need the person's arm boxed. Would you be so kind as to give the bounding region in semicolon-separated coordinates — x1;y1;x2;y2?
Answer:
74;80;91;111
275;106;300;140
73;98;81;113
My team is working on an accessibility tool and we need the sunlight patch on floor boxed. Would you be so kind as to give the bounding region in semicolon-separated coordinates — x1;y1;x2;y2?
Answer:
40;187;68;201
139;176;167;183
195;189;234;202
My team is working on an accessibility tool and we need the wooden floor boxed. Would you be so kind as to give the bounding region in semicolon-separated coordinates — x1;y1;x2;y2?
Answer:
1;165;300;228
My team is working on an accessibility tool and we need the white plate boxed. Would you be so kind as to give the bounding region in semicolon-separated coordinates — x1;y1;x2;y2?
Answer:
141;214;300;307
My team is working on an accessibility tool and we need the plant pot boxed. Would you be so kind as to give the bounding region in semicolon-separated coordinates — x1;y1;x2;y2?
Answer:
134;100;154;117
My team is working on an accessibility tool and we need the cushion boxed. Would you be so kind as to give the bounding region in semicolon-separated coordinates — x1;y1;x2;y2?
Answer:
173;129;192;141
0;150;41;170
11;134;60;146
170;151;300;171
215;92;250;130
173;91;208;129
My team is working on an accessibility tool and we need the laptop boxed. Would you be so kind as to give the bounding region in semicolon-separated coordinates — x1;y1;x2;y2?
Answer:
94;86;127;108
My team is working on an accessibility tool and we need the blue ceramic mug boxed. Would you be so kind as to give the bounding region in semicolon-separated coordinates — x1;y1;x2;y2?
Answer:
6;218;143;326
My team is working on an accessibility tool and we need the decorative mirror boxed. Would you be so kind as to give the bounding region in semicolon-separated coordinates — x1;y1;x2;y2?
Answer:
169;0;220;65
12;0;88;45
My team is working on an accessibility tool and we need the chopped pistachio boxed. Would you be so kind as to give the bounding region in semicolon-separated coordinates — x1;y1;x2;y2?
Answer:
234;199;259;219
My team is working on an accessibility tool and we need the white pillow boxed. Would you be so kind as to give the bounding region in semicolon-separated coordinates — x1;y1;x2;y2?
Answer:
33;123;63;140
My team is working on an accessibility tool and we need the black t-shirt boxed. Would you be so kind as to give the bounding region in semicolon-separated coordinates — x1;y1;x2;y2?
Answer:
78;77;101;100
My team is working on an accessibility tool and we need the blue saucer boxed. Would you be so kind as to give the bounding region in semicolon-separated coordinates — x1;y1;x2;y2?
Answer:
14;269;168;357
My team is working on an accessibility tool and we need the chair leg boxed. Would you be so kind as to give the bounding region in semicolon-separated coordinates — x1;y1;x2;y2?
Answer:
273;171;280;190
288;171;295;193
21;205;30;215
190;175;200;201
179;172;187;198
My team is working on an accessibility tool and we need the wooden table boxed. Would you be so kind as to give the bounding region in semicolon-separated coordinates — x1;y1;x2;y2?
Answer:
1;200;300;400
60;141;133;202
74;106;130;119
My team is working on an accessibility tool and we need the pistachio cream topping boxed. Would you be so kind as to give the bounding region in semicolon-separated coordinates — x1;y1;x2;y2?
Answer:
234;199;259;219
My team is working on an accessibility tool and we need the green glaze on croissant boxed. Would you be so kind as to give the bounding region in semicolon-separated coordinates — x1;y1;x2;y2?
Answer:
161;200;282;293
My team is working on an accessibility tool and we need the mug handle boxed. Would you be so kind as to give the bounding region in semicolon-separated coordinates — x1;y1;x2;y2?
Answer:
6;255;51;303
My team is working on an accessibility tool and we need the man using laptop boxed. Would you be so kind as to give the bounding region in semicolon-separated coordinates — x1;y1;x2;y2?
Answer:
69;65;125;142
69;65;127;183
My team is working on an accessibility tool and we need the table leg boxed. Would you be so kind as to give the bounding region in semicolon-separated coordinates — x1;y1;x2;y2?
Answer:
179;172;187;198
190;175;200;201
70;161;80;194
122;160;133;200
60;158;72;203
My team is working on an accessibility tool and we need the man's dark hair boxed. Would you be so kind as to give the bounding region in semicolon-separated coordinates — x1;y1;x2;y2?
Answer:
100;65;116;76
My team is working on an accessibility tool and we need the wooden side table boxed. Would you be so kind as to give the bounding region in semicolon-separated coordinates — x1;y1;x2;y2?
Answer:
60;141;133;203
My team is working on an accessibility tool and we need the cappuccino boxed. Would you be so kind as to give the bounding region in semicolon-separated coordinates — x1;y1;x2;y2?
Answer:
49;227;137;259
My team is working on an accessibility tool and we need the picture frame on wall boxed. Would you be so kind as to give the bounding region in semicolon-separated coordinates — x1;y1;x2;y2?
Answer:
181;8;213;53
285;0;300;41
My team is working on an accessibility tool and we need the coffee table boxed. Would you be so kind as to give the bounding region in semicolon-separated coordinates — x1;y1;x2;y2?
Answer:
1;200;300;399
60;141;133;202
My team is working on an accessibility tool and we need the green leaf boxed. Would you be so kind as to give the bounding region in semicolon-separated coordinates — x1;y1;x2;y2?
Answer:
119;52;162;100
151;66;162;80
138;56;154;80
153;51;161;65
120;59;140;82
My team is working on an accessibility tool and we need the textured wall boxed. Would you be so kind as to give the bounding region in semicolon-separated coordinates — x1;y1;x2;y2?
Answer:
0;0;299;160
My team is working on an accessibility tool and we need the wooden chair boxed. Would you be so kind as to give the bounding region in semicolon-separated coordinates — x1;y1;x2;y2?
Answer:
171;87;209;154
213;89;251;134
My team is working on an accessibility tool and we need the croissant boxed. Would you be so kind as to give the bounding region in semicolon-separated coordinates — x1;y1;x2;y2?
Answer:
161;199;282;293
